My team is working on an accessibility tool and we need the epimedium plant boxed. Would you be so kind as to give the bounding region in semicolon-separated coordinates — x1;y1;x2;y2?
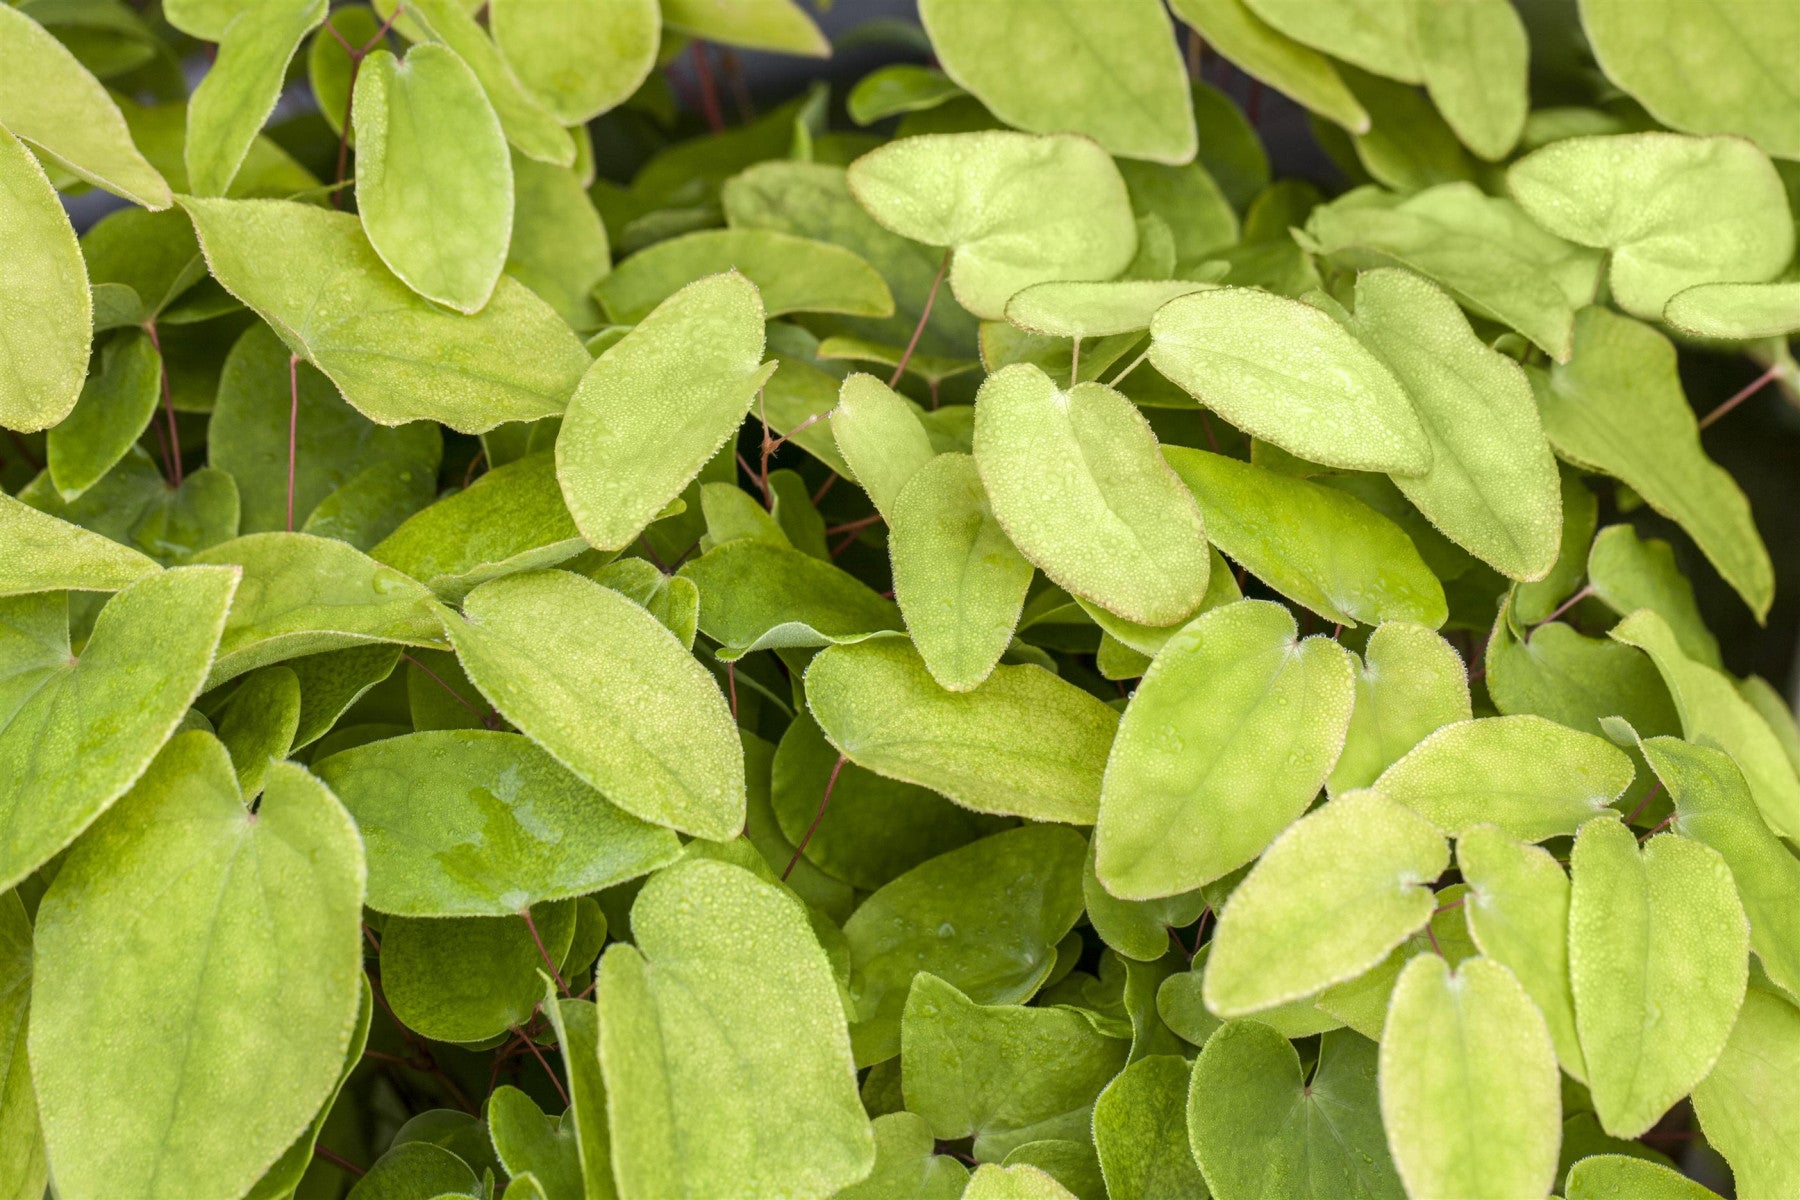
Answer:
2;0;1800;1197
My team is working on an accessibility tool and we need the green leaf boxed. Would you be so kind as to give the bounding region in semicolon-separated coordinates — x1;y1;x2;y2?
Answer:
844;825;1087;1065
1242;0;1418;83
1639;735;1800;1002
1003;280;1213;341
1565;1155;1722;1200
1664;280;1800;340
1095;599;1355;900
679;539;902;659
81;208;206;332
1587;524;1721;668
1343;67;1476;192
507;153;612;332
1569;817;1748;1138
184;0;325;197
489;0;658;125
1531;308;1773;620
589;557;698;650
1378;955;1561;1200
1328;621;1471;797
353;44;512;313
1092;1055;1209;1200
962;1163;1079;1200
538;993;611;1200
1372;715;1634;841
918;0;1195;164
20;449;241;571
835;1111;968;1200
1508;133;1793;319
0;126;91;434
440;570;744;840
380;902;574;1042
828;372;936;521
596;229;893;325
847;65;967;126
1165;0;1370;132
1691;986;1800;1200
974;365;1209;626
215;663;301;796
659;0;827;56
1163;447;1447;628
805;638;1120;823
288;643;401;751
1186;1022;1401;1200
1303;183;1603;362
349;1141;482;1200
997;1141;1102;1198
0;568;235;890
1457;823;1586;1081
0;4;170;208
1580;0;1800;160
181;198;590;432
1083;840;1205;964
1414;0;1528;160
1346;268;1561;581
1118;158;1239;272
557;272;776;551
316;729;680;916
29;734;364;1200
189;532;443;686
845;131;1138;320
1203;788;1446;1015
0;891;43;1200
1150;288;1431;475
597;858;873;1197
0;490;159;597
1312;887;1480;1042
211;324;442;535
244;976;372;1200
488;1087;581;1200
1613;608;1800;840
1487;611;1681;744
46;331;162;502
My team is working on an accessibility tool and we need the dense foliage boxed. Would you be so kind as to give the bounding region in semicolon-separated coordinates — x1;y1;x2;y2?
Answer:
4;0;1800;1197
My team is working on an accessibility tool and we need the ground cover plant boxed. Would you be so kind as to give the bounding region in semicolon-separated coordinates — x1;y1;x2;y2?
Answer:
4;0;1800;1196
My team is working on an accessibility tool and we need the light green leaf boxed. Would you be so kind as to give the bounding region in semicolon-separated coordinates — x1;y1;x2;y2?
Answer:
1083;840;1205;963
1077;545;1240;660
597;858;872;1198
1303;183;1603;362
184;0;325;197
962;1163;1079;1200
316;730;680;917
1379;955;1561;1200
1165;0;1369;132
679;539;902;658
189;532;443;687
1163;447;1448;628
1186;1023;1401;1200
1092;1055;1209;1200
1691;986;1800;1200
0;568;235;891
0;892;43;1200
1118;158;1239;272
538;993;611;1200
1203;788;1446;1015
507;153;612;331
1312;886;1480;1042
441;570;744;841
215;664;300;796
845;131;1138;320
1243;0;1418;83
380;902;574;1042
1095;599;1355;900
847;65;967;127
1588;524;1721;668
902;973;1127;1162
835;1111;968;1200
80;208;206;332
1004;280;1213;340
0;4;170;208
1507;133;1793;319
1664;280;1800;340
1372;715;1634;841
29;735;364;1200
0;126;90;434
890;452;1032;692
181;198;591;432
1565;1155;1721;1200
1579;0;1800;160
589;557;698;650
1347;268;1561;581
0;490;159;597
557;272;776;551
805;638;1120;824
1457;823;1587;1081
1530;307;1773;619
918;0;1195;164
488;1087;581;1200
1328;621;1471;797
353;44;513;314
288;643;401;751
1512;467;1597;623
844;825;1087;1065
1569;818;1748;1138
829;372;937;520
1160;943;1347;1043
596;229;893;325
1414;0;1528;159
46;331;161;502
244;977;373;1200
1613;608;1800;840
381;0;575;166
349;1141;482;1200
1150;287;1430;474
490;0;658;125
659;0;827;56
997;1141;1102;1198
975;366;1208;625
20;450;240;570
1343;67;1476;192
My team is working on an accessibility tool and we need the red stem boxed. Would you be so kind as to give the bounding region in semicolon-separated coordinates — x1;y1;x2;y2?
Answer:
520;907;570;995
314;1145;366;1177
1700;364;1781;430
141;320;182;486
689;43;725;133
1536;583;1595;627
1624;781;1664;826
515;1023;571;1108
890;248;951;388
784;755;846;880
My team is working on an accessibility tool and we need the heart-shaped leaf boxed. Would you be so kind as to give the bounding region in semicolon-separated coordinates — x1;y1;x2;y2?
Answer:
596;229;893;325
184;0;326;197
1328;621;1471;797
0;491;159;597
1691;986;1800;1200
0;126;90;433
489;0;658;125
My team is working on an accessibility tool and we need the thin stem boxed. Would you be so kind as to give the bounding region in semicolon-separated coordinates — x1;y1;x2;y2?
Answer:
1433;897;1466;914
720;47;755;122
286;354;301;531
1640;811;1678;842
1107;346;1151;389
1247;78;1264;125
1624;781;1665;826
1198;410;1221;454
825;513;883;537
890;248;951;388
141;320;182;486
727;661;739;721
1700;364;1781;430
1186;28;1203;79
636;533;668;573
461;449;486;488
314;1145;367;1178
811;472;839;506
765;409;825;457
756;389;775;505
1069;337;1082;387
402;652;497;728
329;5;403;208
668;537;702;572
1425;920;1445;958
784;755;846;880
689;42;725;133
515;1023;571;1108
520;908;569;996
737;452;771;506
829;525;867;559
1536;583;1594;627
